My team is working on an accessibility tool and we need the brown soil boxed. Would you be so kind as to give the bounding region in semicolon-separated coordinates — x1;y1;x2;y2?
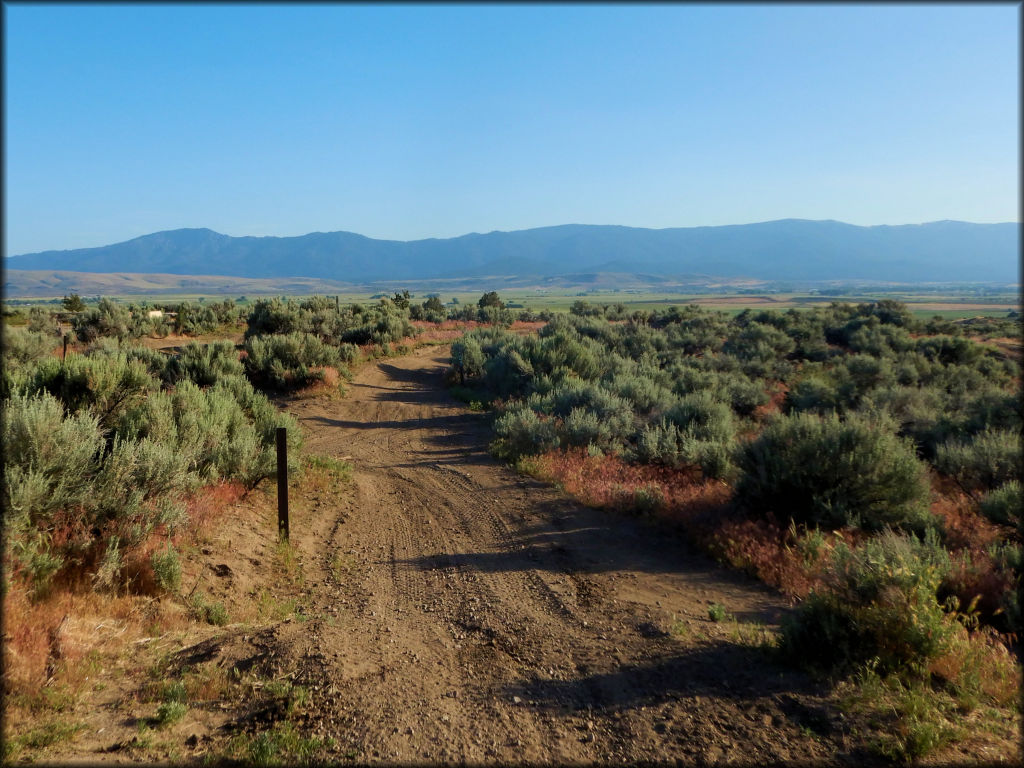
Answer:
8;347;899;764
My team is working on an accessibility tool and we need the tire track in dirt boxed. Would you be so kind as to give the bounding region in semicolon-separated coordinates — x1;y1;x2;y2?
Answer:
279;346;876;765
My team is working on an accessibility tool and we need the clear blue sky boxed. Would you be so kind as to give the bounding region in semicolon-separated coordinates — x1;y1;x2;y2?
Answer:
4;3;1019;254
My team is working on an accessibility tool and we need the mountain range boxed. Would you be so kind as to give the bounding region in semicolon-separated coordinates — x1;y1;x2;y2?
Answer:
6;219;1019;284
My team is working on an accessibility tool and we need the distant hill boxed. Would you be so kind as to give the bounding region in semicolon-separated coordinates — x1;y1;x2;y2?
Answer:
1;270;360;299
2;269;773;299
6;219;1019;284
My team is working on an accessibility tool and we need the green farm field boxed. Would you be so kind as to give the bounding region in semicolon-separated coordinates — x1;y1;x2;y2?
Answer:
5;290;1020;320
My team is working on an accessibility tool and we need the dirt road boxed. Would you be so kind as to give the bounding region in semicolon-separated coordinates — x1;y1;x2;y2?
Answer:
229;345;867;765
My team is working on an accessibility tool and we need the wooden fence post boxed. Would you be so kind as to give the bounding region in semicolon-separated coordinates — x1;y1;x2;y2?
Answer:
276;427;289;541
62;334;69;362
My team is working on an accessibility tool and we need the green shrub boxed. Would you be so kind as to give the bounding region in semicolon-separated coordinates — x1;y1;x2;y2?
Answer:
165;340;244;386
934;429;1021;494
785;375;842;415
735;412;932;533
664;392;735;443
841;353;897;397
607;371;676;416
117;389;178;445
72;298;143;342
858;385;948;455
847;323;914;357
172;299;241;335
960;387;1022;435
212;375;302;483
28;353;157;429
631;483;666;515
244;332;340;389
483;347;536;395
708;603;732;622
979;481;1021;530
92;536;123;592
337;342;359;364
155;700;187;727
162;680;187;703
450;336;486;382
722;374;769;416
635;421;736;480
86;339;171;379
537;382;634;438
3;332;295;599
722;321;795;361
634;392;737;478
780;530;954;676
245;297;309;338
151;544;182;593
205;602;229;626
3;391;103;526
690;439;737;481
91;437;193;528
491;407;559;460
26;306;53;333
916;335;984;366
169;381;262;482
189;593;229;626
3;327;56;368
10;534;65;598
560;407;608;449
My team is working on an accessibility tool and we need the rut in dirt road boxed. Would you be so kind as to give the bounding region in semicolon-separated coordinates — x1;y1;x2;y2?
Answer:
274;346;872;765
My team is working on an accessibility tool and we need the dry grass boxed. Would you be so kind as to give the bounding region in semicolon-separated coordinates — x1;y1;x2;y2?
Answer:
930;489;1003;553
711;519;820;599
3;482;244;705
522;447;727;516
2;581;153;708
292;365;347;399
186;481;248;539
520;448;847;599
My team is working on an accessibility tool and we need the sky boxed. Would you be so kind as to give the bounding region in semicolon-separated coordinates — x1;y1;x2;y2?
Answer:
3;3;1019;255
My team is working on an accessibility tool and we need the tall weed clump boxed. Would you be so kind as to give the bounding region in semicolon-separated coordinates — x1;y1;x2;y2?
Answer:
779;530;954;676
782;529;1020;763
734;412;932;533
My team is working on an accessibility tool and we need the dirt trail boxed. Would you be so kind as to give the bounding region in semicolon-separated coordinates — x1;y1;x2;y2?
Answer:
248;345;866;765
